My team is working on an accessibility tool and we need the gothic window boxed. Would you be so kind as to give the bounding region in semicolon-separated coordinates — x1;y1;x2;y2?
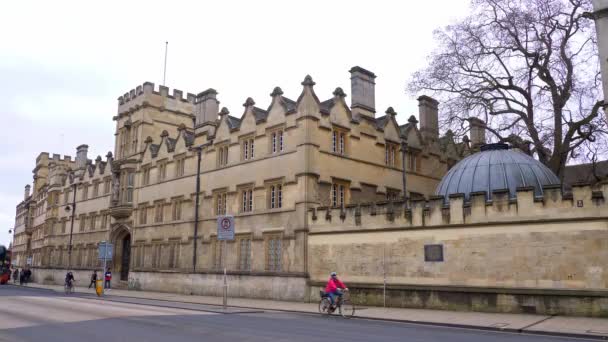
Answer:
386;189;400;201
238;236;252;271
142;167;151;186
407;152;421;172
266;235;282;272
269;184;283;209
385;143;398;167
101;212;108;228
104;178;111;194
158;162;167;182
92;182;99;197
121;172;134;203
82;184;89;200
217;145;229;167
154;202;164;223
172;199;182;221
270;130;284;154
175;158;185;177
139;205;148;225
331;183;347;207
241;188;253;212
79;214;86;232
331;129;347;155
89;214;96;230
131;125;138;154
215;192;227;215
211;237;224;270
242;137;254;160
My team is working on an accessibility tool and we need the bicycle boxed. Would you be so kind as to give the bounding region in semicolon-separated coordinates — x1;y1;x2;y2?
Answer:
318;289;355;318
64;280;74;294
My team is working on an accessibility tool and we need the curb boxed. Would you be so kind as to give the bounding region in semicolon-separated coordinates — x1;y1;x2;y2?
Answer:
13;284;608;340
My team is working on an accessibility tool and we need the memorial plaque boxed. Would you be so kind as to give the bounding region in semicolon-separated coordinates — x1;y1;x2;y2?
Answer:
424;244;444;262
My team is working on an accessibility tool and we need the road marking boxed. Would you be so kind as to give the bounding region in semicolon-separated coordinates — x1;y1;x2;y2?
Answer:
0;295;215;330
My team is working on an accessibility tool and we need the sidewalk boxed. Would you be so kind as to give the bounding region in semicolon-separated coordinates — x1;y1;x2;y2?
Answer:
20;282;608;340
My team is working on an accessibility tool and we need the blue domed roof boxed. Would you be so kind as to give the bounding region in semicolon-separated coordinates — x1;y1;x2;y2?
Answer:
435;144;560;202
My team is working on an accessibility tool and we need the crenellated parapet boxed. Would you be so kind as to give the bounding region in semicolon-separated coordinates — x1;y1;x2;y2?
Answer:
116;82;196;118
308;182;608;232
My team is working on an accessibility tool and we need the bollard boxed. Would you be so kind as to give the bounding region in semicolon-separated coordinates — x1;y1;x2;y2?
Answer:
95;279;103;297
223;267;228;309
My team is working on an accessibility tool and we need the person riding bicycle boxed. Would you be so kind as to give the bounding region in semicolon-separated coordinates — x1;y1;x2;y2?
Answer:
325;272;348;309
65;271;75;288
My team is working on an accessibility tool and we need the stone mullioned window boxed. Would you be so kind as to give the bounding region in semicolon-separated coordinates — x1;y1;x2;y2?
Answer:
238;236;252;271
385;143;398;167
268;184;282;209
241;137;255;161
215;192;227;215
265;234;282;272
241;188;253;213
217;145;229;167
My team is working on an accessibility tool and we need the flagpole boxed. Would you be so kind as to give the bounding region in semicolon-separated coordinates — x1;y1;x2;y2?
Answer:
163;41;168;86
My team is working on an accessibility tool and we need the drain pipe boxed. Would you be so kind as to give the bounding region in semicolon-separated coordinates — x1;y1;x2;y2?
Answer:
191;141;213;273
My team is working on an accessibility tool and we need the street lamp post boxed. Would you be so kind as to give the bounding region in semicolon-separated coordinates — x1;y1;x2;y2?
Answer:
191;141;213;272
66;183;77;270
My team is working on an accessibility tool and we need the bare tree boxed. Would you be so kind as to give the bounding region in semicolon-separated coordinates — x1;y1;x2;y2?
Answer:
409;0;607;180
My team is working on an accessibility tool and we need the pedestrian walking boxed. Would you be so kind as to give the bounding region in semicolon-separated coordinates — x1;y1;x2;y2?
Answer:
88;270;97;289
24;268;31;284
104;268;112;289
12;268;18;284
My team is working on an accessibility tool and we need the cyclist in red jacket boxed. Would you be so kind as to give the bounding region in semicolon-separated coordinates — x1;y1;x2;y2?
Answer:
325;272;348;309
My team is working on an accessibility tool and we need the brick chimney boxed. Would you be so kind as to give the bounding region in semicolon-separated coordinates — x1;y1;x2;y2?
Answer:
349;66;376;118
417;95;439;143
24;185;31;200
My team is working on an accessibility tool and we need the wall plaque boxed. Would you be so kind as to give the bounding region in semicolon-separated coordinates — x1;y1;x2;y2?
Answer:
424;244;444;262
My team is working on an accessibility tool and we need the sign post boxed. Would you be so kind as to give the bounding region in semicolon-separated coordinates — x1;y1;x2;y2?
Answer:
217;216;235;310
98;241;113;296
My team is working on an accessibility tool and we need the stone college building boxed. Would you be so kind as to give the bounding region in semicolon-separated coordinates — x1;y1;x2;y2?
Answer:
11;66;608;317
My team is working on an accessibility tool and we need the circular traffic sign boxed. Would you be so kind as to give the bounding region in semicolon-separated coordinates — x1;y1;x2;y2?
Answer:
221;217;231;230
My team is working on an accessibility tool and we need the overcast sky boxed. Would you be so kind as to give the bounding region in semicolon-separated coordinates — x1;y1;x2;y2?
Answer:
0;0;470;246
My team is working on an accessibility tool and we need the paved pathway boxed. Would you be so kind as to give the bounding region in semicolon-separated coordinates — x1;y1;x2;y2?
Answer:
16;282;608;340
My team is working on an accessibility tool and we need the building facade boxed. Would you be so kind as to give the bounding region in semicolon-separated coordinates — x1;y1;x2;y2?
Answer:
12;67;468;299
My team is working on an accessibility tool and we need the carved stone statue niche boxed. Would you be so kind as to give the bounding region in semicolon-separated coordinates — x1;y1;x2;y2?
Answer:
111;171;120;205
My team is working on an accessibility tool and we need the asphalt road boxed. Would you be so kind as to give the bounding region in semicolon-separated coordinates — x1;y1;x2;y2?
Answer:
0;285;592;342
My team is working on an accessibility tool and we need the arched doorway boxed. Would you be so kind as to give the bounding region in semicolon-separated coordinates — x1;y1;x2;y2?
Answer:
110;225;131;282
120;235;131;281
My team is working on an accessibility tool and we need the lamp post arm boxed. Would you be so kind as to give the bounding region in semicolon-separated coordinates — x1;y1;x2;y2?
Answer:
67;183;77;270
191;140;213;272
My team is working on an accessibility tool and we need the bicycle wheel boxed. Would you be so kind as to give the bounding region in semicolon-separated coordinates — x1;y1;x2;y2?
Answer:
339;300;355;318
318;298;331;314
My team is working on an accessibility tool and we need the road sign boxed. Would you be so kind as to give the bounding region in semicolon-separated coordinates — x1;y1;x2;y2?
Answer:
217;216;235;241
98;242;113;260
26;257;32;266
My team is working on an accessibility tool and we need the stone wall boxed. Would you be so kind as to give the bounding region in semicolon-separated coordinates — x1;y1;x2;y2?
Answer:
128;271;308;301
307;183;608;316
